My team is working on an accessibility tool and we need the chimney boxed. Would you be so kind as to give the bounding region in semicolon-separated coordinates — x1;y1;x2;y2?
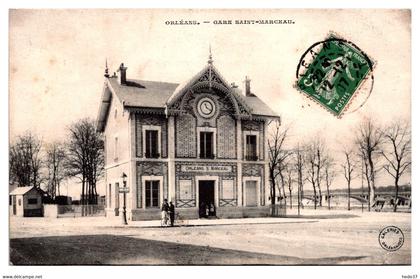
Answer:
117;63;127;85
104;59;109;78
245;76;252;96
231;82;238;89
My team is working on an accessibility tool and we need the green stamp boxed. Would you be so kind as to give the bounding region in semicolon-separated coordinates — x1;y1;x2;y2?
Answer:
296;35;374;116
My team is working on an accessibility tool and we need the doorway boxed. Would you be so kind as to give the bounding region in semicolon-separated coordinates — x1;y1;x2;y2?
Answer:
245;180;258;207
198;180;215;218
12;195;16;215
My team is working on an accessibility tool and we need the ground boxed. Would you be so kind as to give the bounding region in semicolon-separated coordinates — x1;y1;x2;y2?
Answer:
9;209;411;265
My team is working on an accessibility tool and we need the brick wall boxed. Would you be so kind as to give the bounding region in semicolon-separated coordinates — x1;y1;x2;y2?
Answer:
175;114;196;158
217;115;236;159
242;120;265;161
136;161;168;208
135;114;168;158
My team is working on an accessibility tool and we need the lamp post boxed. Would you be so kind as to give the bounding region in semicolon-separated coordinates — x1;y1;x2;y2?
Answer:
121;172;128;225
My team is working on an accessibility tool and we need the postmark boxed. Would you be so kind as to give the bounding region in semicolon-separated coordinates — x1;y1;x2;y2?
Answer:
378;226;404;252
295;33;375;117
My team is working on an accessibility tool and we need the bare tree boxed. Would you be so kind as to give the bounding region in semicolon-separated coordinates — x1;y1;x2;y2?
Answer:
304;139;326;209
277;153;292;208
324;156;336;210
305;143;318;209
294;143;305;212
315;140;327;207
381;120;411;212
65;118;104;206
45;142;67;200
342;147;357;211
9;132;43;188
286;165;294;209
355;118;383;211
268;119;290;214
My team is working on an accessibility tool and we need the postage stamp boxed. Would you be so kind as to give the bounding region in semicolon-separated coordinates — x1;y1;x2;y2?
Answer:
295;33;375;117
378;226;405;252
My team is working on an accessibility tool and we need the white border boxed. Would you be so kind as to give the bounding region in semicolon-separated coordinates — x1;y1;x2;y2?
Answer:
197;97;217;119
141;175;164;209
142;125;162;158
113;134;119;161
243;176;261;207
197;126;217;158
195;175;219;207
1;2;419;279
243;130;260;160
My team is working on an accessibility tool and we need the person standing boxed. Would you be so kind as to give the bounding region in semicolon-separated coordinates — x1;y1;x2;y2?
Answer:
209;202;215;217
199;202;205;218
161;199;169;226
169;201;175;227
205;204;209;218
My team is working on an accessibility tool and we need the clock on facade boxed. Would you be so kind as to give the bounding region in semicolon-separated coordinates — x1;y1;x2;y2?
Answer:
197;97;216;118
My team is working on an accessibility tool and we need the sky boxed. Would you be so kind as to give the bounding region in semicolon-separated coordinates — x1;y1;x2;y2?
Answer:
8;9;411;197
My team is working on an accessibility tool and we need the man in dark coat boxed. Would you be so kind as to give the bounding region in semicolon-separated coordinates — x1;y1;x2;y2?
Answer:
169;201;175;227
161;199;169;226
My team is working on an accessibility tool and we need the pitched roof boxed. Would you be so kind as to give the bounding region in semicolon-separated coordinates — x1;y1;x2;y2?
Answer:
10;186;36;195
244;95;278;117
108;78;178;109
97;66;279;132
107;77;278;116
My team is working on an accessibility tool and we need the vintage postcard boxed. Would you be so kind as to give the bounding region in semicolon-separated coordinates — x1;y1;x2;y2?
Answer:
4;7;413;275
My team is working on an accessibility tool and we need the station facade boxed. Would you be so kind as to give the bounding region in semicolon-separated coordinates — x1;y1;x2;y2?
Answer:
96;56;279;220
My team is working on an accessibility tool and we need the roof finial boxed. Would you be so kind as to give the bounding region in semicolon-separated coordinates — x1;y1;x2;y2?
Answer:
208;44;213;65
104;58;109;78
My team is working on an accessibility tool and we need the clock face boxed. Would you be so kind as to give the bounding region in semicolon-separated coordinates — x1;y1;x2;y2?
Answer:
197;97;216;118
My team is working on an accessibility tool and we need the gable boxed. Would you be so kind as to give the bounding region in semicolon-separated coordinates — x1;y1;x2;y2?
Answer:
166;63;252;118
96;82;113;132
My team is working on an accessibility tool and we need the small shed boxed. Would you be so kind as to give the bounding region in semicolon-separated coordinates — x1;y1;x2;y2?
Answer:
9;186;43;217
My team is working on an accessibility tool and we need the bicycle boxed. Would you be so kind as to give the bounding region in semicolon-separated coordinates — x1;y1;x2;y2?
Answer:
175;212;189;227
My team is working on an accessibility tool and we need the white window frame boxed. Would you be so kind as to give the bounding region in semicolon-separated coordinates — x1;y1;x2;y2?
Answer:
197;127;217;159
179;179;193;200
142;125;161;158
243;176;261;207
108;184;112;208
114;183;119;209
243;131;259;161
113;135;119;161
221;179;235;200
195;175;219;207
141;176;164;209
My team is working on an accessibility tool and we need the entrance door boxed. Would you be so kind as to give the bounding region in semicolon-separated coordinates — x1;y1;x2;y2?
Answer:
245;181;258;207
198;180;215;217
